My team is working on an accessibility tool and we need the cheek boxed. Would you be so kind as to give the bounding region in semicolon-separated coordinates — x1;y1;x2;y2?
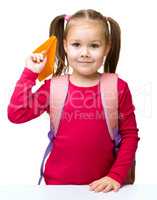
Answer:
92;52;104;62
67;49;78;60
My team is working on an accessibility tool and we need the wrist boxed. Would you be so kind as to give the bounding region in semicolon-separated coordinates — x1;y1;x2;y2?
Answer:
106;173;122;186
25;66;40;74
24;67;39;79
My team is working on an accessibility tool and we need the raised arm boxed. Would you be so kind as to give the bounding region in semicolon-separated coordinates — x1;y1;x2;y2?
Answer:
8;67;50;123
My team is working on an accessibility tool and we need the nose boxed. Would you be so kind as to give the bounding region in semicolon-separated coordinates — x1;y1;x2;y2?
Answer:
80;47;89;57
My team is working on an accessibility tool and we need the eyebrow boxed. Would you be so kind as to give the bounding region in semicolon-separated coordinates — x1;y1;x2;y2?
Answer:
69;39;102;43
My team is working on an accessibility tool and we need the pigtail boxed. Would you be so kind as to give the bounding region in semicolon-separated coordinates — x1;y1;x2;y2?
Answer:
49;15;66;76
104;17;121;73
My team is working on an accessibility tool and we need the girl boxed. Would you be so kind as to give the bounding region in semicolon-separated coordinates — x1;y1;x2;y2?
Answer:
8;9;139;193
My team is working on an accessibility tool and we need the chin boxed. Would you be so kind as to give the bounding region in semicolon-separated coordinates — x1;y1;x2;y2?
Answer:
71;64;99;75
78;70;97;77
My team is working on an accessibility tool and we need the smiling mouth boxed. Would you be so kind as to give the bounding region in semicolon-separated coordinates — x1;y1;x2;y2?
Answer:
78;61;92;63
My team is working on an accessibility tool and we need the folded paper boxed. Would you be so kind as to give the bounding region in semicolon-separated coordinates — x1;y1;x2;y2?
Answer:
33;35;57;81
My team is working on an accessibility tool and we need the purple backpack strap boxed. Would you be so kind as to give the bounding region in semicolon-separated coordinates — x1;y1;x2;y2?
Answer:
38;73;120;184
38;128;54;185
38;74;69;185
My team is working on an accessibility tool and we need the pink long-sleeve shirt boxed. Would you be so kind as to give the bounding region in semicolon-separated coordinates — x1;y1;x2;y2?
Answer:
8;68;139;185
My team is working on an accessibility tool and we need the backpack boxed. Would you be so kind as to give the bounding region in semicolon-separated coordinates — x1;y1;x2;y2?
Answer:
38;73;135;185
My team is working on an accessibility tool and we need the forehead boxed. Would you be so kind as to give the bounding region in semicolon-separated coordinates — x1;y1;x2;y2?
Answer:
66;19;105;41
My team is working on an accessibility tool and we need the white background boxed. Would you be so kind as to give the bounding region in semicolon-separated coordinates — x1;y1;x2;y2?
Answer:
0;0;156;184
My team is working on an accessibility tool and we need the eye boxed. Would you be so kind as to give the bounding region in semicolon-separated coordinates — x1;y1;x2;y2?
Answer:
91;44;100;48
71;43;80;47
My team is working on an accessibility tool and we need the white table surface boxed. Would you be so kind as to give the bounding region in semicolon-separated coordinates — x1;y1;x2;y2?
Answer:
0;184;156;200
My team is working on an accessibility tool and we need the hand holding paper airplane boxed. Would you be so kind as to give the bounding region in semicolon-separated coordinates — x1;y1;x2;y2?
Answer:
25;35;57;81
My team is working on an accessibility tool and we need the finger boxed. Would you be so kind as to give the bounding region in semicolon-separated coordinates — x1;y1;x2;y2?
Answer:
42;56;47;65
31;54;36;61
89;182;101;191
89;180;99;187
94;184;107;192
36;55;41;63
103;184;113;193
38;54;44;62
31;54;39;62
32;57;38;63
36;54;44;63
113;185;120;192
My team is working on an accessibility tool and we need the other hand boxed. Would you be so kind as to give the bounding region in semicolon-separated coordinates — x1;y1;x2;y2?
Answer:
89;176;121;193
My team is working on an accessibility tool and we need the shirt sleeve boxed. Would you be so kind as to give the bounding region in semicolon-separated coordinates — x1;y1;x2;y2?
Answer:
7;67;50;123
107;78;140;185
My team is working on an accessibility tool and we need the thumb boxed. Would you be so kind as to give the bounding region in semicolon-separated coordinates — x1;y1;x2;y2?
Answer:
42;56;47;64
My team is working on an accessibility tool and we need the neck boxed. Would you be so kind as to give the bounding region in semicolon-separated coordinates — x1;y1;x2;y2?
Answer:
70;72;101;87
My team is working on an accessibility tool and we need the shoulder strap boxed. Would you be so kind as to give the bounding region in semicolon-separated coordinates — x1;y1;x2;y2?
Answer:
38;75;69;185
100;73;118;140
50;73;118;140
50;74;69;136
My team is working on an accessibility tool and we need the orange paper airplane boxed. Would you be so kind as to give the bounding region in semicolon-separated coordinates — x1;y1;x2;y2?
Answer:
33;35;57;81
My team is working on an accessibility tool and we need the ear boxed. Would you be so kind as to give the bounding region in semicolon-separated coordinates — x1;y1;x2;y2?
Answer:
63;39;68;54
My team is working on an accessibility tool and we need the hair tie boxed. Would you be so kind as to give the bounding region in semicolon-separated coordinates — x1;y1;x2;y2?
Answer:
64;15;71;21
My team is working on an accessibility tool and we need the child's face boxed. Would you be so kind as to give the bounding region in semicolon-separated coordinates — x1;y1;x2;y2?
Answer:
64;19;110;76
